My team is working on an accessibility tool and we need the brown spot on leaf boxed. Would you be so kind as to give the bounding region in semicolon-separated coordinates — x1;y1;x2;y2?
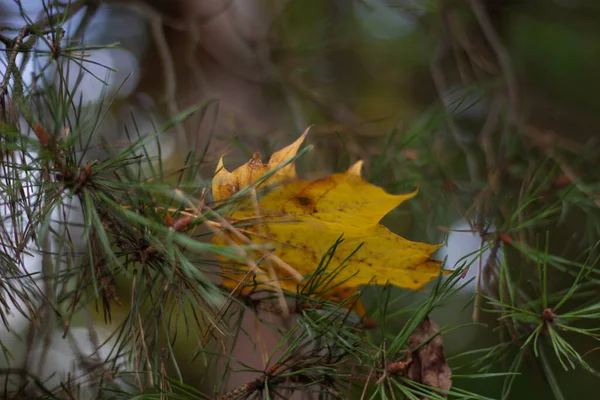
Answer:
249;152;264;167
405;317;452;399
294;195;316;212
296;196;311;206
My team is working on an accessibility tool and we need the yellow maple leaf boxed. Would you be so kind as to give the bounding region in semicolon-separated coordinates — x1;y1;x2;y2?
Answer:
212;128;443;315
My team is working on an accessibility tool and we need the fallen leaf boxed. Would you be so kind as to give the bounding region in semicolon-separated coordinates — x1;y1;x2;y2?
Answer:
406;317;452;399
212;128;444;315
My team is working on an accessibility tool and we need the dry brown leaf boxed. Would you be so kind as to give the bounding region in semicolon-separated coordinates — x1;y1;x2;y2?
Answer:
406;317;452;399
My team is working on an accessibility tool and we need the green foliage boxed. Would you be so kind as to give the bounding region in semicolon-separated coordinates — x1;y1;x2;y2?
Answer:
1;1;600;399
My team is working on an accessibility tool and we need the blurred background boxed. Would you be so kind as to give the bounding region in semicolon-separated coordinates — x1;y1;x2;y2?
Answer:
1;0;600;398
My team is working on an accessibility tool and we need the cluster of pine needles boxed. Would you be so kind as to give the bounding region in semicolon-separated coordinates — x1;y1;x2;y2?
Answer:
1;1;600;399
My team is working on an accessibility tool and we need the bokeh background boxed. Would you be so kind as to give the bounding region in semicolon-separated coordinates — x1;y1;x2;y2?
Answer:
2;0;600;398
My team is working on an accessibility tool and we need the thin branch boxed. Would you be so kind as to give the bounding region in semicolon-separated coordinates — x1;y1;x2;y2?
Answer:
0;27;29;100
148;14;187;152
430;39;480;186
468;0;520;127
